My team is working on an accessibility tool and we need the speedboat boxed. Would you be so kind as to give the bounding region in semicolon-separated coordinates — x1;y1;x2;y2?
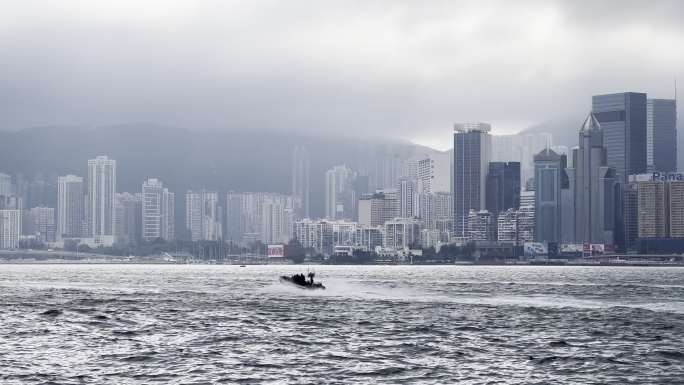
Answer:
279;273;325;290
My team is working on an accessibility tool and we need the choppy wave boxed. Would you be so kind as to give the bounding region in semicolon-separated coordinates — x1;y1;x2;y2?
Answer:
1;264;683;384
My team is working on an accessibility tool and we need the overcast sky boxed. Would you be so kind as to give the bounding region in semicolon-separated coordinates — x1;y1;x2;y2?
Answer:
0;0;682;149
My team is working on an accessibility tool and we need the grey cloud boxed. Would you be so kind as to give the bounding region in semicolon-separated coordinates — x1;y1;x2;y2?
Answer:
0;0;681;149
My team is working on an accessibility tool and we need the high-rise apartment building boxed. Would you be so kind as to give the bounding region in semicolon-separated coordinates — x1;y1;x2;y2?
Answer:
592;92;647;183
416;152;451;193
453;122;492;237
185;190;220;241
57;175;85;239
637;181;669;238
466;210;493;241
325;165;355;220
114;192;142;246
647;98;677;172
497;208;518;244
396;177;415;218
25;206;56;243
142;178;175;241
87;156;116;237
669;181;684;238
358;190;398;227
384;218;421;250
0;209;21;249
292;146;310;218
517;191;535;244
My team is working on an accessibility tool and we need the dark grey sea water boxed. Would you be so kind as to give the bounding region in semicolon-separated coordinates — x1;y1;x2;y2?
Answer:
1;265;683;384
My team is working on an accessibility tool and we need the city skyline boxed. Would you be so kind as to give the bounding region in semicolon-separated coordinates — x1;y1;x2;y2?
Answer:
0;89;679;256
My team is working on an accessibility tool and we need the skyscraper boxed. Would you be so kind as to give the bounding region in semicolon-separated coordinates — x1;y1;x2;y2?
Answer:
396;177;415;218
292;146;310;218
453;122;492;237
57;175;85;239
142;178;175;241
324;165;355;219
592;92;647;183
114;192;142;246
533;149;567;243
574;113;617;245
416;152;451;193
485;161;521;218
0;209;21;249
185;190;219;241
647;98;677;172
87;156;116;237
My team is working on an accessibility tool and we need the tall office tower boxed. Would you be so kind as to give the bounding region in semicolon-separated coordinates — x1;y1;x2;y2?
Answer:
0;209;21;249
292;146;310;218
25;206;56;243
592;92;647;183
561;163;576;244
647;99;677;172
114;192;142;245
142;178;175;241
185;190;219;241
517;191;535;244
57;175;85;239
637;181;669;238
325;165;355;219
0;173;12;198
533;149;564;243
486;161;521;218
396;177;415;218
87;156;116;237
416;153;451;193
466;210;493;241
574;113;617;245
453;122;492;237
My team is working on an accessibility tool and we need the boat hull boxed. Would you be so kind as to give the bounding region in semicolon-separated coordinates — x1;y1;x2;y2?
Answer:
279;276;326;290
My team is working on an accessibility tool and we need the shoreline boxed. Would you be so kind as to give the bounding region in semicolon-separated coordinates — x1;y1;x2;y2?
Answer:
1;260;683;267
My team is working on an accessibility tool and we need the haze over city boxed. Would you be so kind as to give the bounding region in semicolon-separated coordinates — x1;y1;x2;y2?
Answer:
1;0;682;149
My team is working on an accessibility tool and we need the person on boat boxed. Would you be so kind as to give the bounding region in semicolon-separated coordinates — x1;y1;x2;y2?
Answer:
307;272;315;285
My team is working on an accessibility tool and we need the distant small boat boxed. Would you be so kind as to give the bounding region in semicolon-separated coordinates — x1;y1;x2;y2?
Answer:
279;272;325;290
239;265;246;267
